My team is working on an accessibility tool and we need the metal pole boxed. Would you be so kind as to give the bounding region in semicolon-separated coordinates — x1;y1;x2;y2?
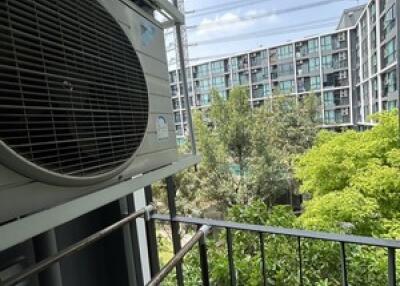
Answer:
259;233;267;286
172;0;197;154
340;242;348;286
388;248;396;286
198;226;210;286
144;186;161;278
226;228;236;286
126;194;145;286
297;237;304;286
119;198;139;286
2;207;152;286
146;225;211;286
32;230;63;286
166;176;184;286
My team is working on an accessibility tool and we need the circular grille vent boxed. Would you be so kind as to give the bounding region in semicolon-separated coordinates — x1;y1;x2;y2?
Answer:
0;0;149;183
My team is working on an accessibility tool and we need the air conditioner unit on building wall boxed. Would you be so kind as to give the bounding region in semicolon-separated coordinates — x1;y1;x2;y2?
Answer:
0;0;177;223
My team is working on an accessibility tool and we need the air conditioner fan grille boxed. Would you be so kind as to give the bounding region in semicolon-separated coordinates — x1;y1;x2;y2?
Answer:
0;0;149;177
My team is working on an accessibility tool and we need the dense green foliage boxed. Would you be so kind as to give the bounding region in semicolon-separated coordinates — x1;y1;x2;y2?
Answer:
156;90;400;285
154;88;320;214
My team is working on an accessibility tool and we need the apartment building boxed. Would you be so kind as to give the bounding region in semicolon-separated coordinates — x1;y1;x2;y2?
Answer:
169;0;398;141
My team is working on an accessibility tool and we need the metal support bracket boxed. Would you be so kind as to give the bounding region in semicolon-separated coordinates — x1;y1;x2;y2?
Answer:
144;204;155;221
199;225;212;245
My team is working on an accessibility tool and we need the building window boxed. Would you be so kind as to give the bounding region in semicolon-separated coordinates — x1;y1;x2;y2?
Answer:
321;36;332;51
388;100;398;111
171;85;178;96
252;68;269;83
369;1;376;23
324;110;335;124
212;76;226;90
239;72;249;85
310;76;321;90
232;55;248;70
370;27;377;50
193;64;209;79
382;39;396;67
382;70;397;97
211;61;225;75
372;77;378;99
174;112;181;123
309;58;320;72
278;63;293;76
250;51;267;66
360;16;367;38
277;44;293;59
371;53;377;74
322;55;333;69
172;99;180;110
169;72;177;83
362;62;369;79
195;79;210;93
279;80;294;93
324;91;334;108
252;84;270;99
308;39;319;54
381;5;396;41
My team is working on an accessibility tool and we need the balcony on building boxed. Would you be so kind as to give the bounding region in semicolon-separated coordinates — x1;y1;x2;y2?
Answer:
250;50;267;67
295;38;319;59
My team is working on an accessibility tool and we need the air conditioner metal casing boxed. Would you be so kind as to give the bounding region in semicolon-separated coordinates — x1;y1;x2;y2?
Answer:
0;0;177;223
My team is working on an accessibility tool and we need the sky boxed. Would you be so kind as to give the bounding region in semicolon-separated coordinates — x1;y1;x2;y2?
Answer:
182;0;367;64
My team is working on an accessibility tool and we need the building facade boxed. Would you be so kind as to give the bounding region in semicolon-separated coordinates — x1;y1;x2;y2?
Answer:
169;0;398;141
164;0;189;71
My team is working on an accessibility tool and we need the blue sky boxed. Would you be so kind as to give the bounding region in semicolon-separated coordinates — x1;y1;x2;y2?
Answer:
183;0;367;63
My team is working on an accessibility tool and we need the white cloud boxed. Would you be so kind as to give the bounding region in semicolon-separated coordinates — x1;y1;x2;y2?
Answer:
245;9;279;23
195;12;254;39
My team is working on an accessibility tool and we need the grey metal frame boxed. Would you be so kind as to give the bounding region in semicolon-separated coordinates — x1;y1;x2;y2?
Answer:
0;155;201;252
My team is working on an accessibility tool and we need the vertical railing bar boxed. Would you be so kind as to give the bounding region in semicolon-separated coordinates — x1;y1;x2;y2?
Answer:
388;247;396;286
340;242;348;286
226;228;236;286
297;236;304;286
144;186;160;278
259;232;267;286
166;176;184;286
126;194;144;286
198;225;210;286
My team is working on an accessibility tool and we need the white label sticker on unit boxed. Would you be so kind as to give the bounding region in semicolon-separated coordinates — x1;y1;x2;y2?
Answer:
140;20;156;47
156;116;169;140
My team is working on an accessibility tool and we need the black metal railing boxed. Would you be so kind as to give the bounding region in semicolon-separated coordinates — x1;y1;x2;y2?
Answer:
146;177;399;286
146;225;212;286
150;214;399;286
1;176;399;286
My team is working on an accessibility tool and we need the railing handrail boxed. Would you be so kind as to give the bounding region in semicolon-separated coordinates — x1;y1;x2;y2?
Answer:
146;225;212;286
1;205;154;286
152;214;400;249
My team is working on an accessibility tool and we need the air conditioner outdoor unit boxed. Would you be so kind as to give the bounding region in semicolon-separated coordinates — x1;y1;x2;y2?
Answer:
0;0;178;223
